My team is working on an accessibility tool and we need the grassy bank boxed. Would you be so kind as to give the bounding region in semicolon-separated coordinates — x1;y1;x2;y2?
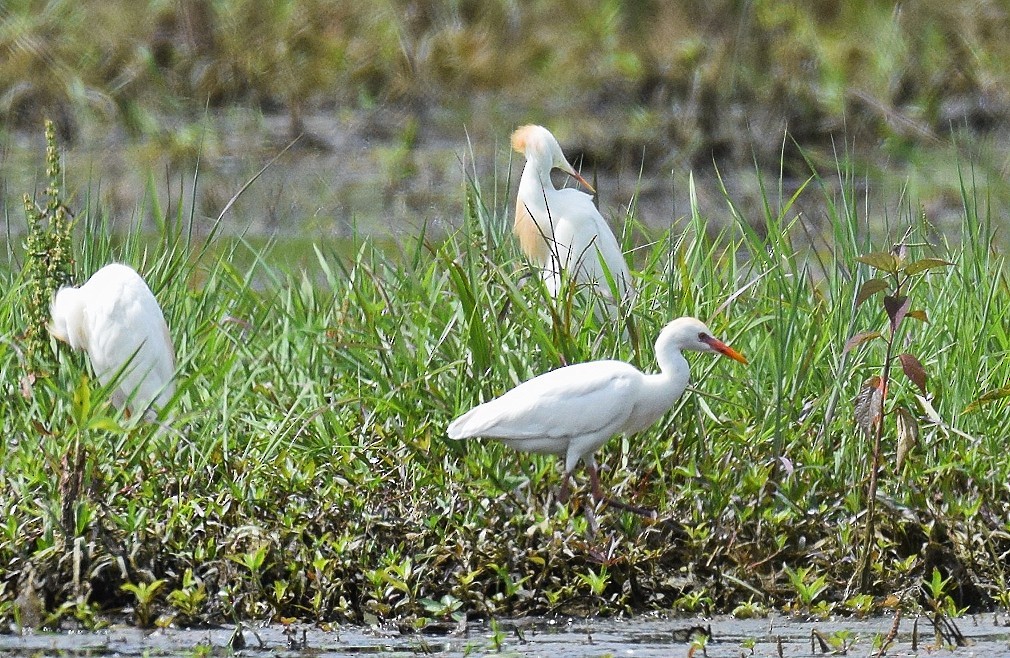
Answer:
2;134;1010;631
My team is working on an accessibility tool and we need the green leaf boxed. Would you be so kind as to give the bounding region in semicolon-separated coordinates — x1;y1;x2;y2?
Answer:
855;278;888;308
72;375;92;418
965;386;1010;413
87;417;124;432
902;258;953;276
856;251;900;274
843;331;881;353
380;571;410;595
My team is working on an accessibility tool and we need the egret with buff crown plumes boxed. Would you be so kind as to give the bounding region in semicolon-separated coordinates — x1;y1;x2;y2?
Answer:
447;316;747;505
511;124;635;306
49;263;176;417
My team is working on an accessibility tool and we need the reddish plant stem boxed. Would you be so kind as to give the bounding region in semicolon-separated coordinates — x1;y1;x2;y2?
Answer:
858;273;903;592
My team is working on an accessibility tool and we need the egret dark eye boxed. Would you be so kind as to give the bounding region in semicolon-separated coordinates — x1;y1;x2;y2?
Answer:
698;332;708;341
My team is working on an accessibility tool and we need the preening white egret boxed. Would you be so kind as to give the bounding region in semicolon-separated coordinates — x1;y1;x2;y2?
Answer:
49;263;176;417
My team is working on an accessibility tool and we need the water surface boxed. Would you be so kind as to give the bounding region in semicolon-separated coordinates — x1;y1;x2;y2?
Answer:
3;614;1007;657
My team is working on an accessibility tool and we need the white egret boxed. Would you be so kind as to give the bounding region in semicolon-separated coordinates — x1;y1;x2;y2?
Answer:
447;317;747;503
511;124;635;304
49;263;176;417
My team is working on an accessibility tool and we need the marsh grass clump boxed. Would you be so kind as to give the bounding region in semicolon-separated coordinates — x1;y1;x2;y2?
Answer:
3;135;1010;630
21;119;75;371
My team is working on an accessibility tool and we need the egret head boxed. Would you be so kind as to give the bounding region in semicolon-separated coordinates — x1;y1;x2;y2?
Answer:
49;286;87;351
511;124;594;192
657;317;748;364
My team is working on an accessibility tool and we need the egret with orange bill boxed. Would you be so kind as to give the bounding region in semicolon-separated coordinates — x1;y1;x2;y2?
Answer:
511;124;635;305
448;317;747;503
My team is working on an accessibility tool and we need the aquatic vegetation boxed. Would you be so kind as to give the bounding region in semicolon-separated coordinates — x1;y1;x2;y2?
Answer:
783;565;828;613
120;579;166;628
2;127;1010;630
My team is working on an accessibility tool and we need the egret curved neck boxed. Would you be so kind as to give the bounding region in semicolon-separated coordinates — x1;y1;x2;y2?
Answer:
520;160;556;200
656;349;691;393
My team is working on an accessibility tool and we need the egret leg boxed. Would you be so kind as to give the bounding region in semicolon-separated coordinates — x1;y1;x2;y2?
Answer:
603;497;658;519
559;473;572;503
589;465;657;518
588;464;605;502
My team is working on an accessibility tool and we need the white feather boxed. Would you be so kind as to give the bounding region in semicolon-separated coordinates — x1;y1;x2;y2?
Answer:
447;317;748;492
50;263;176;416
512;125;635;305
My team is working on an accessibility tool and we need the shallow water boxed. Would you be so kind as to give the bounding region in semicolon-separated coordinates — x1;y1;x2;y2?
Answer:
3;614;1009;657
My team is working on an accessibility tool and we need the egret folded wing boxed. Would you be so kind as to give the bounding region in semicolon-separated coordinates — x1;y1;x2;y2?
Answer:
448;361;639;445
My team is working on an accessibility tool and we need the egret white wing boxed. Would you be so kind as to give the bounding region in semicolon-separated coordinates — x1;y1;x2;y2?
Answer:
448;361;641;443
81;266;176;410
551;189;633;300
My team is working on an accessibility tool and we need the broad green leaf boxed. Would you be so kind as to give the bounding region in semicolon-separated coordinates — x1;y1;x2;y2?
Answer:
903;258;953;276
856;251;900;274
72;375;91;418
855;278;888;308
844;331;881;353
380;571;410;595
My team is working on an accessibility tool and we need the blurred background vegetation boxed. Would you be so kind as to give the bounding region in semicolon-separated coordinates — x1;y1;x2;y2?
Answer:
2;0;1009;238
